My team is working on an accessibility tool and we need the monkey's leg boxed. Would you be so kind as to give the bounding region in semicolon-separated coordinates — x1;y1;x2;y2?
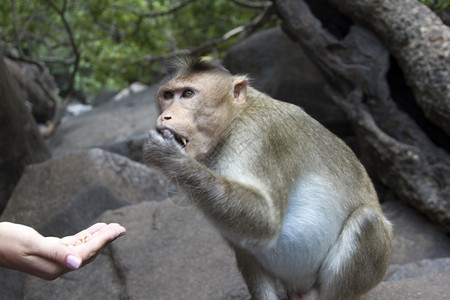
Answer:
232;245;278;300
318;206;392;300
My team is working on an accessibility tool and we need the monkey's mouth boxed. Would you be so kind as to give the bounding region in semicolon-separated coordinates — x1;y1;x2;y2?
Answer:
173;132;189;148
158;128;189;149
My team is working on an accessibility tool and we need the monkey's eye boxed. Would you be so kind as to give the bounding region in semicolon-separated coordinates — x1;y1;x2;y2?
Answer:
182;89;194;98
163;91;173;99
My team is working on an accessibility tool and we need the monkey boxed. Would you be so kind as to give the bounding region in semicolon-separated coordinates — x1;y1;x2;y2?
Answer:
143;56;392;300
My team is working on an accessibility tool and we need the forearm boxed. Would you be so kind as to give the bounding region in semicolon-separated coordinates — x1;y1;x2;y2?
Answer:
0;222;57;276
172;160;280;244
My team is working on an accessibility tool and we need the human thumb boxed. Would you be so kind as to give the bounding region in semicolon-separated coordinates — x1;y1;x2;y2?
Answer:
39;239;82;270
65;254;82;270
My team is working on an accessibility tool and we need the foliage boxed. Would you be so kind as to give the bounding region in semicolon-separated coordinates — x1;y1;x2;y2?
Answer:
420;0;450;12
0;0;273;99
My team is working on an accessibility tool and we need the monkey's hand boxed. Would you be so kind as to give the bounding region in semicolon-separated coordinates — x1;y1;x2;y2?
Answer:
143;129;187;172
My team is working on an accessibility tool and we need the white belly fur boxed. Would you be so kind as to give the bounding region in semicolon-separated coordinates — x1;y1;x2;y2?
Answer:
249;175;344;290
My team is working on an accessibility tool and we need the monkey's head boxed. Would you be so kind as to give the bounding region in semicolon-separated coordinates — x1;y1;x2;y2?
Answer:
155;56;248;159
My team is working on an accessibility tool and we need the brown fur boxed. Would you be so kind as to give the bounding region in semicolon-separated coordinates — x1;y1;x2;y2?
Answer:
143;56;392;300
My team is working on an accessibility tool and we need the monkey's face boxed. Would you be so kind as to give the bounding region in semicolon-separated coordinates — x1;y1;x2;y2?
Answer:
155;74;244;159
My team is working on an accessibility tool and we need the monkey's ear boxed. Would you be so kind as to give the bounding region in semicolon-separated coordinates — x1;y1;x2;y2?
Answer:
231;76;248;104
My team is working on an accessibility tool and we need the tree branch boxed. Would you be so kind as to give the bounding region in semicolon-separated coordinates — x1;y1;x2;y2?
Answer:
230;0;273;9
139;5;274;65
111;0;198;18
11;0;24;56
45;0;80;97
42;0;81;138
326;0;450;135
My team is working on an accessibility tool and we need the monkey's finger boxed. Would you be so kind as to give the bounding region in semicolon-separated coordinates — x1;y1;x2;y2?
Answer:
162;129;174;140
147;130;165;141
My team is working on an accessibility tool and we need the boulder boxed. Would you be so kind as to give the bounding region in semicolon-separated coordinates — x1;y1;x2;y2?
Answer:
100;134;148;163
6;200;250;300
90;90;119;107
363;257;450;300
385;258;450;282
382;199;450;265
47;86;159;158
0;149;169;237
3;56;57;124
362;273;450;300
0;51;51;215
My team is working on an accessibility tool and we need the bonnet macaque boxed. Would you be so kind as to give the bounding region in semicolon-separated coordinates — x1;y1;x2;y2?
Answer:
143;56;392;300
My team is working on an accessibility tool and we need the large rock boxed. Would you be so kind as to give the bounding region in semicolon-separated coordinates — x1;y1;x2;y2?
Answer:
363;257;450;300
0;149;171;299
385;258;450;282
3;55;57;124
9;200;250;300
101;133;148;163
47;86;159;158
0;149;169;236
382;199;450;265
362;273;450;300
0;51;51;215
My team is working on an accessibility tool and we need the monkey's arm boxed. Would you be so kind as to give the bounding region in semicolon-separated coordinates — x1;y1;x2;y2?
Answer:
143;130;282;247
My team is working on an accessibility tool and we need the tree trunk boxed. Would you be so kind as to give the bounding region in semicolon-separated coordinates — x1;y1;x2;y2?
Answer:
326;0;450;136
273;0;450;232
0;50;51;214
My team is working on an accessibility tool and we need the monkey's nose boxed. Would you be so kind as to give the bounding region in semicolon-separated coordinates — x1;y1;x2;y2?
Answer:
163;116;172;120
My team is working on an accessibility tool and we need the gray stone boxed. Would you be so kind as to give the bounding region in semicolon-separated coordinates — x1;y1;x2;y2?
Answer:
362;273;450;300
385;258;450;281
101;200;249;300
4;56;57;124
382;200;450;265
100;133;147;163
47;86;159;158
19;200;249;300
22;250;123;300
1;149;169;237
90;90;119;107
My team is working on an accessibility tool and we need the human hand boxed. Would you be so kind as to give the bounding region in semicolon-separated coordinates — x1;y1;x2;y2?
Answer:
0;222;126;280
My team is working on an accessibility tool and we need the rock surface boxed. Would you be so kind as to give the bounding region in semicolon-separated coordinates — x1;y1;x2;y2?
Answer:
0;51;51;215
47;85;158;159
362;273;450;300
0;149;169;237
3;55;57;124
13;200;249;300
